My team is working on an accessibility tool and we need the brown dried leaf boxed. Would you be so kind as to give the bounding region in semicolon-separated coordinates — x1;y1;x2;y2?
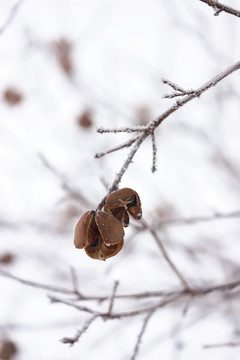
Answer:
3;88;23;106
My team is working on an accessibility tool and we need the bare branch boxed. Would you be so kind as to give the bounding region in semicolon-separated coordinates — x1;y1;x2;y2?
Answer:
203;342;240;349
2;269;240;303
70;267;82;296
130;310;155;360
38;153;91;207
61;315;98;345
0;269;75;296
199;0;240;18
0;0;24;35
49;296;98;315
107;281;119;316
145;223;190;289
156;210;240;228
53;294;180;320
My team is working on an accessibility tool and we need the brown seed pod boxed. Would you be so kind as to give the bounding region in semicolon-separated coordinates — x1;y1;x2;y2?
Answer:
107;207;130;227
74;210;97;249
95;211;124;246
104;188;135;209
74;210;125;260
104;188;142;220
85;238;124;261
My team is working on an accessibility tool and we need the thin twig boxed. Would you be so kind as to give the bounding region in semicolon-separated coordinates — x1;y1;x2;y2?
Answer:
108;135;147;193
53;294;180;320
156;210;240;228
0;269;75;296
151;132;157;173
130;310;155;360
96;135;148;210
0;0;24;35
38;153;91;207
203;342;240;349
97;126;147;134
70;267;81;295
2;269;240;302
162;79;186;93
49;296;98;315
199;0;240;18
163;92;188;99
107;281;119;315
147;225;190;289
61;315;98;345
95;137;139;159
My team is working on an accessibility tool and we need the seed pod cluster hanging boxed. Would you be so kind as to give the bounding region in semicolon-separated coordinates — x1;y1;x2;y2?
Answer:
74;188;142;260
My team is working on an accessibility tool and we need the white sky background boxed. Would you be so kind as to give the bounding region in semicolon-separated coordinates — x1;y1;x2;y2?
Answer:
0;0;240;359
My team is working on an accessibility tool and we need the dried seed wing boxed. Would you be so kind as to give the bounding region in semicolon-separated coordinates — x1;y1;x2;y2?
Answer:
127;191;142;220
74;210;96;248
108;207;129;227
123;210;130;227
98;238;124;260
95;211;124;245
105;188;135;209
84;238;100;259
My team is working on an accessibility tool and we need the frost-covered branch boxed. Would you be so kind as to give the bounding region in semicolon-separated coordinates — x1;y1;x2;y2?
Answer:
162;78;195;99
96;59;240;194
151;132;157;173
97;126;147;134
199;0;240;18
95;136;139;159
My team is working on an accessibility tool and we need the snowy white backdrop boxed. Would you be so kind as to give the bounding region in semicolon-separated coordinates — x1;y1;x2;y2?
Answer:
1;0;240;359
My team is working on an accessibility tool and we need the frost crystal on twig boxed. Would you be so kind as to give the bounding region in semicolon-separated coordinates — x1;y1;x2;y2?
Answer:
162;78;196;99
97;126;147;134
95;59;240;208
95;136;139;159
162;78;186;93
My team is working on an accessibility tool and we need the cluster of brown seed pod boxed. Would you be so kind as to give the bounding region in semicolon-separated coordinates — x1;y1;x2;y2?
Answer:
74;188;142;260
